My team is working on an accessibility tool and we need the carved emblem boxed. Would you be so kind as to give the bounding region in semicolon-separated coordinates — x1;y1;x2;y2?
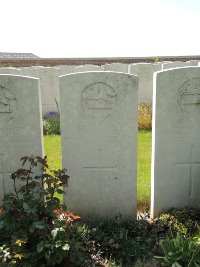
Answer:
178;78;200;114
81;82;118;118
0;86;17;124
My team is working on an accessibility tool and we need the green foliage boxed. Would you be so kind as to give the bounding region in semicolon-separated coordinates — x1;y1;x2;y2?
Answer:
158;207;200;237
0;156;86;267
0;63;11;67
43;111;60;135
151;57;159;63
88;215;159;265
138;105;152;131
155;232;200;267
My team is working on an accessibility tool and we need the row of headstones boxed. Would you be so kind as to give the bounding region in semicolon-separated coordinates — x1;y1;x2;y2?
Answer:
0;60;199;114
0;67;200;220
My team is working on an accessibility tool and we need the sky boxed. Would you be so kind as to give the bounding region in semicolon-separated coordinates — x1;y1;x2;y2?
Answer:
0;0;200;58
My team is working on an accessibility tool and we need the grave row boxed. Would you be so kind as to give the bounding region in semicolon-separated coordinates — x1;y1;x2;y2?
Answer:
0;67;200;219
0;61;199;114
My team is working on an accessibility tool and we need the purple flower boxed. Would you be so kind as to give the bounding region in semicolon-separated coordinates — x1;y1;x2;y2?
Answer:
43;111;59;119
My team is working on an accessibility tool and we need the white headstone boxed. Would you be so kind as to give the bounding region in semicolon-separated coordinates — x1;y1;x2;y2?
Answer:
188;60;199;66
57;65;75;75
74;64;102;72
162;61;198;70
0;67;23;75
101;63;129;73
60;72;138;219
38;67;60;114
22;67;60;114
0;75;43;203
129;63;162;104
151;67;200;217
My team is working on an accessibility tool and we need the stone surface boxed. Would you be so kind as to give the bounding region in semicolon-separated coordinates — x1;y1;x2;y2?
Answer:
162;61;198;70
189;60;199;66
0;75;43;203
101;63;129;73
57;65;76;75
0;67;23;75
60;72;138;219
22;67;60;114
129;63;162;104
151;67;200;217
74;64;102;72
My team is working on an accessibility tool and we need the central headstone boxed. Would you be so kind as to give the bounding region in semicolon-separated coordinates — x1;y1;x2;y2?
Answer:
60;72;138;219
0;75;43;202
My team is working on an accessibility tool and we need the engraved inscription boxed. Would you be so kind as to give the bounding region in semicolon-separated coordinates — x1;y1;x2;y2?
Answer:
178;78;200;114
0;86;17;124
176;145;200;197
81;82;117;118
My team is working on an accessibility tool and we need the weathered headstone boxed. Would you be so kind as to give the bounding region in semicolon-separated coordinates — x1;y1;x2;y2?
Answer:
162;61;198;70
74;64;102;72
151;67;200;217
0;75;43;203
60;72;138;219
0;67;23;75
57;65;75;75
22;67;60;114
129;63;162;104
101;63;129;73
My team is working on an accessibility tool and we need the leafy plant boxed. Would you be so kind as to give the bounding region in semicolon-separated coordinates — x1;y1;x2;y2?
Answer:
158;208;200;237
155;232;200;267
88;215;159;265
0;156;87;267
43;111;60;135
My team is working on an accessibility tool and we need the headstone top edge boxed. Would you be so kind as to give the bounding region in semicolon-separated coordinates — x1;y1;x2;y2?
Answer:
59;71;137;79
0;74;40;80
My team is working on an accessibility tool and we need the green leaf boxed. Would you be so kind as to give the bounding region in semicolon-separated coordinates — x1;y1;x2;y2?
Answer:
62;243;70;251
33;221;46;229
51;228;59;240
37;242;44;253
56;188;64;194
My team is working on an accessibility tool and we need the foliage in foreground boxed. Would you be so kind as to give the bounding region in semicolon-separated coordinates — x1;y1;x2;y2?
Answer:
154;208;200;267
0;156;87;267
87;214;165;266
1;156;200;266
157;207;200;237
155;233;200;267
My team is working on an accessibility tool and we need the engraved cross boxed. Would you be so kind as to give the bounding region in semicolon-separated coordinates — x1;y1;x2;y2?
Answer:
176;145;200;197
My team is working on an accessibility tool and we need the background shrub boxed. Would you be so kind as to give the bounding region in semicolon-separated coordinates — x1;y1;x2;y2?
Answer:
138;104;152;131
43;111;60;135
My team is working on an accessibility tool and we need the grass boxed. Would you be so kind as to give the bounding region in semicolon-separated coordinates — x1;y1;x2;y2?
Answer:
137;131;152;210
44;131;152;211
44;135;62;170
